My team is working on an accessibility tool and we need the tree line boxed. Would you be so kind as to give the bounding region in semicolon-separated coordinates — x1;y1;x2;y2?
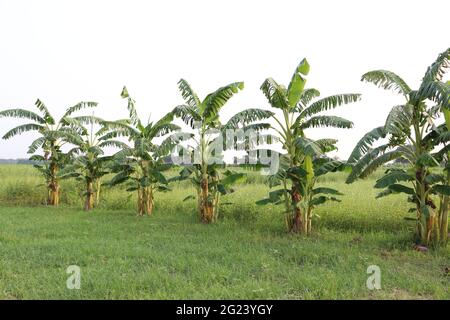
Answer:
1;48;449;248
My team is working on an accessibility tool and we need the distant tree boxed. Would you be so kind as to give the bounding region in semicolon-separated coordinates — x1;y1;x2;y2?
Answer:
172;79;271;223
104;87;180;216
255;59;360;234
0;100;97;205
59;115;128;210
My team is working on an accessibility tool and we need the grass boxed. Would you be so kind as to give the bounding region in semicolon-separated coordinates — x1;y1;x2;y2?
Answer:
0;164;448;299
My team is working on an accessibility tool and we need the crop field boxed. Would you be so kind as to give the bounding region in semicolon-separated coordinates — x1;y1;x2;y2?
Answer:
0;164;448;299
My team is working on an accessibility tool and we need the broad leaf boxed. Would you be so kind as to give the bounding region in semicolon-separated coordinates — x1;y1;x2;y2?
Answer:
301;115;353;129
312;187;343;196
260;78;290;110
202;82;244;120
374;171;413;188
287;58;310;107
295;137;323;157
300;94;360;118
432;184;450;196
361;70;411;95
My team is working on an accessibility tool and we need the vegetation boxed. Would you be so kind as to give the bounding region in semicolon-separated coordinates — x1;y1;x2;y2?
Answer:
0;47;448;283
103;87;180;216
58;115;126;210
172;79;272;223
0;100;97;205
347;48;450;248
0;165;448;299
256;59;360;234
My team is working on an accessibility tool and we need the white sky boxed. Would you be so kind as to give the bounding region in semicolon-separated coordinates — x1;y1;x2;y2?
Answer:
0;0;449;159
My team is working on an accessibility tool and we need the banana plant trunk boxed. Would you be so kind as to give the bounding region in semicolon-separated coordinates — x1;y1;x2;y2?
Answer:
440;197;449;245
290;182;304;233
415;166;438;246
84;181;94;211
47;162;60;206
289;185;312;234
289;155;314;235
198;129;214;224
306;205;313;234
94;178;101;208
435;164;449;246
200;176;214;223
137;186;154;216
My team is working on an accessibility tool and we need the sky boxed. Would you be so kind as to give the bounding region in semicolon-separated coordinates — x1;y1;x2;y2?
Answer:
0;0;449;159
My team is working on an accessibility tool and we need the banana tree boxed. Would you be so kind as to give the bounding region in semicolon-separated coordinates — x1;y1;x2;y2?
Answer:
58;115;129;210
172;79;272;223
257;147;348;233
347;48;450;247
0;99;97;205
256;59;360;234
104;87;179;216
435;79;450;246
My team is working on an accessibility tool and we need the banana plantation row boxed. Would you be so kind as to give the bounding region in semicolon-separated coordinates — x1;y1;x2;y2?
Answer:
1;48;449;248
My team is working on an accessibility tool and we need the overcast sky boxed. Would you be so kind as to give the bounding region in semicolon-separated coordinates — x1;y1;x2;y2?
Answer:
0;0;449;159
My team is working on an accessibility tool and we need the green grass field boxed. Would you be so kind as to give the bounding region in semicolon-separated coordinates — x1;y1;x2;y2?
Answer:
0;164;448;299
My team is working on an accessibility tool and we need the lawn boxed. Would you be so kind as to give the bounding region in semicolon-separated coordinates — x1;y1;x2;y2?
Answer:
0;165;448;299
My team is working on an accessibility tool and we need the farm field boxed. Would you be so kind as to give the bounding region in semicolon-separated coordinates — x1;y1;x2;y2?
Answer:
0;164;448;299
